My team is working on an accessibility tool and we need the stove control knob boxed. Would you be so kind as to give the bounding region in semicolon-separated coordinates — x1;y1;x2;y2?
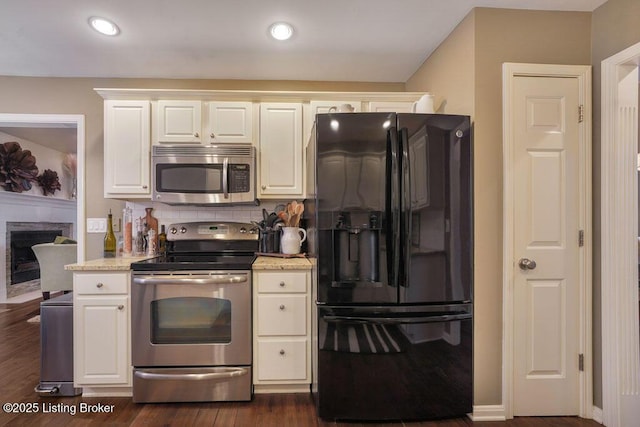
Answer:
170;227;177;234
180;227;187;234
239;227;247;234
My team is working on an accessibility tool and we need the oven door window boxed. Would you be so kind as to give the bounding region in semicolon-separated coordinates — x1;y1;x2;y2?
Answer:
151;296;231;344
156;164;223;193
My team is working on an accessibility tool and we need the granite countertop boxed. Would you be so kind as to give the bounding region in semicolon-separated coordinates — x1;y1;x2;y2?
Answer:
66;255;312;271
252;256;312;270
65;256;151;271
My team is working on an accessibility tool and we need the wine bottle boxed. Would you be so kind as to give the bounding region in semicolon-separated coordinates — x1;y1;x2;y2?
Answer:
158;225;167;256
104;209;116;258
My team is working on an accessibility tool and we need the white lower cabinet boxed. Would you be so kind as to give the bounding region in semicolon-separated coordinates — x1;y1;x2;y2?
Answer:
253;269;310;393
73;271;131;395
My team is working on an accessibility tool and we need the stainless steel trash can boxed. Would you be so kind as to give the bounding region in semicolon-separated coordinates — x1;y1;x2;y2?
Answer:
35;293;82;396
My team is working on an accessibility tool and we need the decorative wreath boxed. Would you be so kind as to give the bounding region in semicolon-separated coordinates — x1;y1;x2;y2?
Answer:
36;169;62;196
0;141;39;193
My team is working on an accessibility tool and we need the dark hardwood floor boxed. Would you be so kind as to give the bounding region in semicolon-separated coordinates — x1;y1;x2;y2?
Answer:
0;296;602;427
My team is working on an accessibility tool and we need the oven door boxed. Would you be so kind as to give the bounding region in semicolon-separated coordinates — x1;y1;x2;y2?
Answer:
131;270;251;367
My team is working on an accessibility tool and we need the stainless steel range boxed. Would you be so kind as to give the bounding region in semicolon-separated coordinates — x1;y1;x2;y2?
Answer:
130;221;259;403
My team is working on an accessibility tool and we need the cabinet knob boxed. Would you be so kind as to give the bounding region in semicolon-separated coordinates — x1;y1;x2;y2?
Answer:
96;283;104;288
117;305;124;310
261;185;266;190
210;133;215;139
279;304;285;310
279;349;285;355
194;132;200;138
142;185;148;189
279;281;285;287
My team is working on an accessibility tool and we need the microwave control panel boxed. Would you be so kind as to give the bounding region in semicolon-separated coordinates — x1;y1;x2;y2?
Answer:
229;164;251;193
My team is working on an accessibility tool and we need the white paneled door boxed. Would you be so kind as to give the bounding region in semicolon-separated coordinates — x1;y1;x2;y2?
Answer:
511;74;581;415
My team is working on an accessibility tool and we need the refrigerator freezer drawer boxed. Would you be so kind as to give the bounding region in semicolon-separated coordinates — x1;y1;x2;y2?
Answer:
316;306;472;421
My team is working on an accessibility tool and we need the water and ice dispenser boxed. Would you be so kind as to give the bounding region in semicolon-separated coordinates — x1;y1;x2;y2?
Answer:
332;211;380;284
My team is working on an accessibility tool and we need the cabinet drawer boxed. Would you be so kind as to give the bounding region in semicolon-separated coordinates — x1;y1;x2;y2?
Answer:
256;339;307;381
256;271;307;293
257;295;306;336
74;272;128;295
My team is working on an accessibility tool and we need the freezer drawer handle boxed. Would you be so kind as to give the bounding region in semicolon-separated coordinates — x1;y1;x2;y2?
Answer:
324;313;472;324
133;274;248;285
134;368;248;381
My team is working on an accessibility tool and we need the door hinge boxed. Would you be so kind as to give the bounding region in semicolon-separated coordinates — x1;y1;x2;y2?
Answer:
578;105;584;123
579;354;584;371
578;230;584;247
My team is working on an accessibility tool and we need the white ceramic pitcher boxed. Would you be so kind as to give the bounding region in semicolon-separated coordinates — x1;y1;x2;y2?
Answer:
281;227;307;254
412;94;435;113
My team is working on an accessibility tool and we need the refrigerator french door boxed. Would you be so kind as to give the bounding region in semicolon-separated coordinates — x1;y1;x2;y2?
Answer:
308;112;473;421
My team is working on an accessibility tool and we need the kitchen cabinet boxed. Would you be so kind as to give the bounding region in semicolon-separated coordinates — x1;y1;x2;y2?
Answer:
154;100;254;145
154;100;202;144
253;269;311;393
258;103;304;198
73;271;131;395
368;101;414;113
104;100;151;198
207;101;254;144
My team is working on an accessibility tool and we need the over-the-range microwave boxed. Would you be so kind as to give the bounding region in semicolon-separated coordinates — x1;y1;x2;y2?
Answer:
152;144;257;206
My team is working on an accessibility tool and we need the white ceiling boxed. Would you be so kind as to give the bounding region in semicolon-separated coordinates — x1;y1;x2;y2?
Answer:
0;0;606;83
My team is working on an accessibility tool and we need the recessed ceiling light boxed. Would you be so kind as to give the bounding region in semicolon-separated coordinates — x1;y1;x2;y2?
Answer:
89;16;120;36
269;22;293;41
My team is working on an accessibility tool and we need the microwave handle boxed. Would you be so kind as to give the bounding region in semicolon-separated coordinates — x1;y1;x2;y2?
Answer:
222;157;229;199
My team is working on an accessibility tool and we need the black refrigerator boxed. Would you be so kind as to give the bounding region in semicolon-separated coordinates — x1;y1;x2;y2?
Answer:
305;112;473;421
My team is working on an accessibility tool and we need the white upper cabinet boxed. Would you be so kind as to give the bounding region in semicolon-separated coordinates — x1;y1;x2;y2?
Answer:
206;101;254;144
368;101;414;113
104;100;151;198
154;100;202;144
259;103;304;198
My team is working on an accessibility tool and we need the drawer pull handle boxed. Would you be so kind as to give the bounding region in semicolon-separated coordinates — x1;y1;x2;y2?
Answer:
279;304;285;310
279;281;285;287
117;305;124;310
279;349;285;355
96;283;104;288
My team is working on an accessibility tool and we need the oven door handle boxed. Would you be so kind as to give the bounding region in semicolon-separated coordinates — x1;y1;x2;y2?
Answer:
134;367;249;381
133;274;248;285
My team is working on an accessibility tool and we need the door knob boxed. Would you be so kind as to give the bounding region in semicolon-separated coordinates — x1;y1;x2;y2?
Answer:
518;258;537;270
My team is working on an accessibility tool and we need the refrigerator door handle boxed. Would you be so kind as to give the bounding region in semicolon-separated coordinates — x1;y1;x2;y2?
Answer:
387;126;401;288
324;312;472;324
399;127;412;288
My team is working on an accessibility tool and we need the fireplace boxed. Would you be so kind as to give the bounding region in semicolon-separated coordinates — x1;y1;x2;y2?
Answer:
10;230;63;284
5;222;73;299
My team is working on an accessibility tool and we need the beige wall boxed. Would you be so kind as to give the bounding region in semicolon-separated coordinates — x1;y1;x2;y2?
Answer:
591;0;640;410
406;12;475;115
407;7;591;406
0;77;403;259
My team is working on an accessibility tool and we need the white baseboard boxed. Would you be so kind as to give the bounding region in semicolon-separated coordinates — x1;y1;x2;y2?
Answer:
469;405;507;421
592;406;603;424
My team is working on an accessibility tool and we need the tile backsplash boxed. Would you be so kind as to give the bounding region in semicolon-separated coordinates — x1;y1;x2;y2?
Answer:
126;200;287;230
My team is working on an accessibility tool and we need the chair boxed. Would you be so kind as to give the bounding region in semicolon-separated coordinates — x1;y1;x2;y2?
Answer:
31;243;77;300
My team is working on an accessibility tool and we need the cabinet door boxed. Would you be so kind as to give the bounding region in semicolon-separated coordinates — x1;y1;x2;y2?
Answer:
256;294;307;336
259;103;303;197
104;100;151;197
206;101;254;144
368;101;414;113
74;295;130;386
256;339;308;381
155;100;202;144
